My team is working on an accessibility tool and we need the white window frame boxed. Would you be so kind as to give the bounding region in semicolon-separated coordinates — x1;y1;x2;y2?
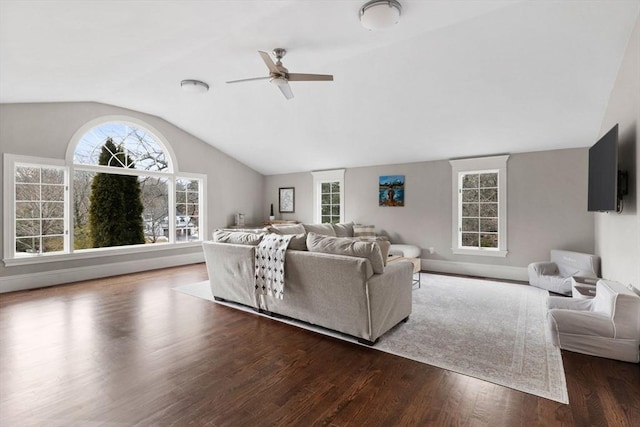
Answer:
3;116;207;267
311;169;345;224
449;155;509;257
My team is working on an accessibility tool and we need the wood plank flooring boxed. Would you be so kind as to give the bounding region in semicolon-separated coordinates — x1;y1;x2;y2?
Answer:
1;264;638;426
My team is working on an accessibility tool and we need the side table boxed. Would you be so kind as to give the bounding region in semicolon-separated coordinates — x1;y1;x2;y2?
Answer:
388;255;421;288
571;276;598;299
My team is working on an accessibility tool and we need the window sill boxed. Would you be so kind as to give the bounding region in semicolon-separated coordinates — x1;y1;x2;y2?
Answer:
452;248;508;258
3;241;203;267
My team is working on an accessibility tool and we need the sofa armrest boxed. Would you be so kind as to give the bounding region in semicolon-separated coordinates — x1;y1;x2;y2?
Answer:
202;241;258;308
529;261;558;277
367;261;413;341
548;309;615;338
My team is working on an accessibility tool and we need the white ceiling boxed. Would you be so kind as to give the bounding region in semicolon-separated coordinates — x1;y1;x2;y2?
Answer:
1;1;638;175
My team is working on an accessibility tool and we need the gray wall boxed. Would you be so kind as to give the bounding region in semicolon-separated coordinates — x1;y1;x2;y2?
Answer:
0;102;264;280
265;147;594;269
596;17;639;290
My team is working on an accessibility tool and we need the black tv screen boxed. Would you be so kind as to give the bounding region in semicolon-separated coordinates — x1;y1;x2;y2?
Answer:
588;124;618;212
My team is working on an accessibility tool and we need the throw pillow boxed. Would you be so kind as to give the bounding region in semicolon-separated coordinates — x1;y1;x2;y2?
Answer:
302;223;337;237
266;225;307;251
213;230;265;245
377;239;391;266
353;224;376;240
306;232;385;274
332;221;355;238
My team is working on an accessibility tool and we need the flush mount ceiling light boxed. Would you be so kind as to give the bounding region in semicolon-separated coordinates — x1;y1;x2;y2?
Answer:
180;79;209;93
359;0;402;30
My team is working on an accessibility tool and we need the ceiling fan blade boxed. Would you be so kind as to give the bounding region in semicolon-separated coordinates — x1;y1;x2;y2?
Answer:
287;73;333;82
226;76;270;84
259;51;280;75
278;82;294;100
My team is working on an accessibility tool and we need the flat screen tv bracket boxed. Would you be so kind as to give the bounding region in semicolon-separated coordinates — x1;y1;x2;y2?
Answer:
617;170;629;213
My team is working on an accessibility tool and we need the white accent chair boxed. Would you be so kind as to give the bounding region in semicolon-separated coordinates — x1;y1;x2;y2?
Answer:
528;250;600;295
547;280;640;363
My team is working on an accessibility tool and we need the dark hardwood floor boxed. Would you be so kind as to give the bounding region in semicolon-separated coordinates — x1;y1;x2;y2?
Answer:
1;264;638;426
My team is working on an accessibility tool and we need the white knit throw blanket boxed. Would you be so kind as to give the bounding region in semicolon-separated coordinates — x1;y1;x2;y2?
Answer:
255;234;293;299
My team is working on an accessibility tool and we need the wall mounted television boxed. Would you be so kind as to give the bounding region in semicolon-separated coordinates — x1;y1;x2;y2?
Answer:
587;124;628;212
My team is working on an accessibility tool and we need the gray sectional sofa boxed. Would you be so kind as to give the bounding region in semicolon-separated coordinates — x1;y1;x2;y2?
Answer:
202;227;413;345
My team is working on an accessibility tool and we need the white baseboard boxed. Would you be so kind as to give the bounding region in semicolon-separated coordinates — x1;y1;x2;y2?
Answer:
421;259;528;282
0;251;205;293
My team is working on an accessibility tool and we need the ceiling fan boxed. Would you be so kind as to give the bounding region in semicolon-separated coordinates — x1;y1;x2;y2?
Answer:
226;48;333;100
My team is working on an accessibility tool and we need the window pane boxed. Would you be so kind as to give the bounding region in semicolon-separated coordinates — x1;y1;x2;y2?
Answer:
187;191;199;204
330;182;340;192
462;203;478;217
321;182;330;193
42;219;64;235
142;177;169;244
480;234;498;248
479;203;498;217
321;205;330;215
480;218;498;232
73;170;94;250
321;194;330;204
480;173;497;187
16;167;40;183
16;184;39;201
321;215;331;223
74;122;170;172
42;236;64;253
175;178;200;242
42;185;64;201
176;191;187;204
330;216;340;224
462;233;479;247
331;194;340;205
16;237;39;253
462;218;478;232
16;219;40;237
462;174;478;188
42;169;64;184
479;188;497;202
16;202;40;219
332;205;340;216
42;201;64;219
462;189;478;202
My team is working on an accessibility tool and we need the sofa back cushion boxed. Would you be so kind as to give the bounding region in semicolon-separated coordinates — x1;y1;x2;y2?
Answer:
213;230;265;245
265;224;307;251
302;223;337;237
306;232;385;274
332;222;354;238
550;250;600;278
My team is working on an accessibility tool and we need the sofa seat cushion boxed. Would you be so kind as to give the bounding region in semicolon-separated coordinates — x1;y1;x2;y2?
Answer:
306;232;385;274
388;244;421;259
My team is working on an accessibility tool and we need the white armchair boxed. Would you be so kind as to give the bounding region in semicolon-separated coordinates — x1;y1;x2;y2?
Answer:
528;250;600;295
547;280;640;363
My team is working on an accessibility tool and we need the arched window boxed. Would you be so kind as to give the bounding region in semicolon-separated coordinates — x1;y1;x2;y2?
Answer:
4;117;206;265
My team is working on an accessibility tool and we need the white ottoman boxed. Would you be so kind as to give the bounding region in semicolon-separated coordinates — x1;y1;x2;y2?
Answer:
389;244;421;259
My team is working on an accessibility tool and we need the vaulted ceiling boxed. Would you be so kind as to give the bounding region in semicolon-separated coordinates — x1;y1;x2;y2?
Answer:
1;1;638;175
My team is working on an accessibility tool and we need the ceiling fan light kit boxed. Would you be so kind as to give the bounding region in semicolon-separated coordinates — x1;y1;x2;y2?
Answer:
359;0;402;30
180;79;209;93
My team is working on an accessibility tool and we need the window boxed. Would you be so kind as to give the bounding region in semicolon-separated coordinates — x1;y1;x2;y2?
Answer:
3;117;206;266
311;169;345;224
450;156;508;257
12;161;68;256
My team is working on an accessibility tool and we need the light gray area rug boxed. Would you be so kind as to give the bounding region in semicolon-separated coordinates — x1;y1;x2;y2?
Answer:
173;273;568;403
